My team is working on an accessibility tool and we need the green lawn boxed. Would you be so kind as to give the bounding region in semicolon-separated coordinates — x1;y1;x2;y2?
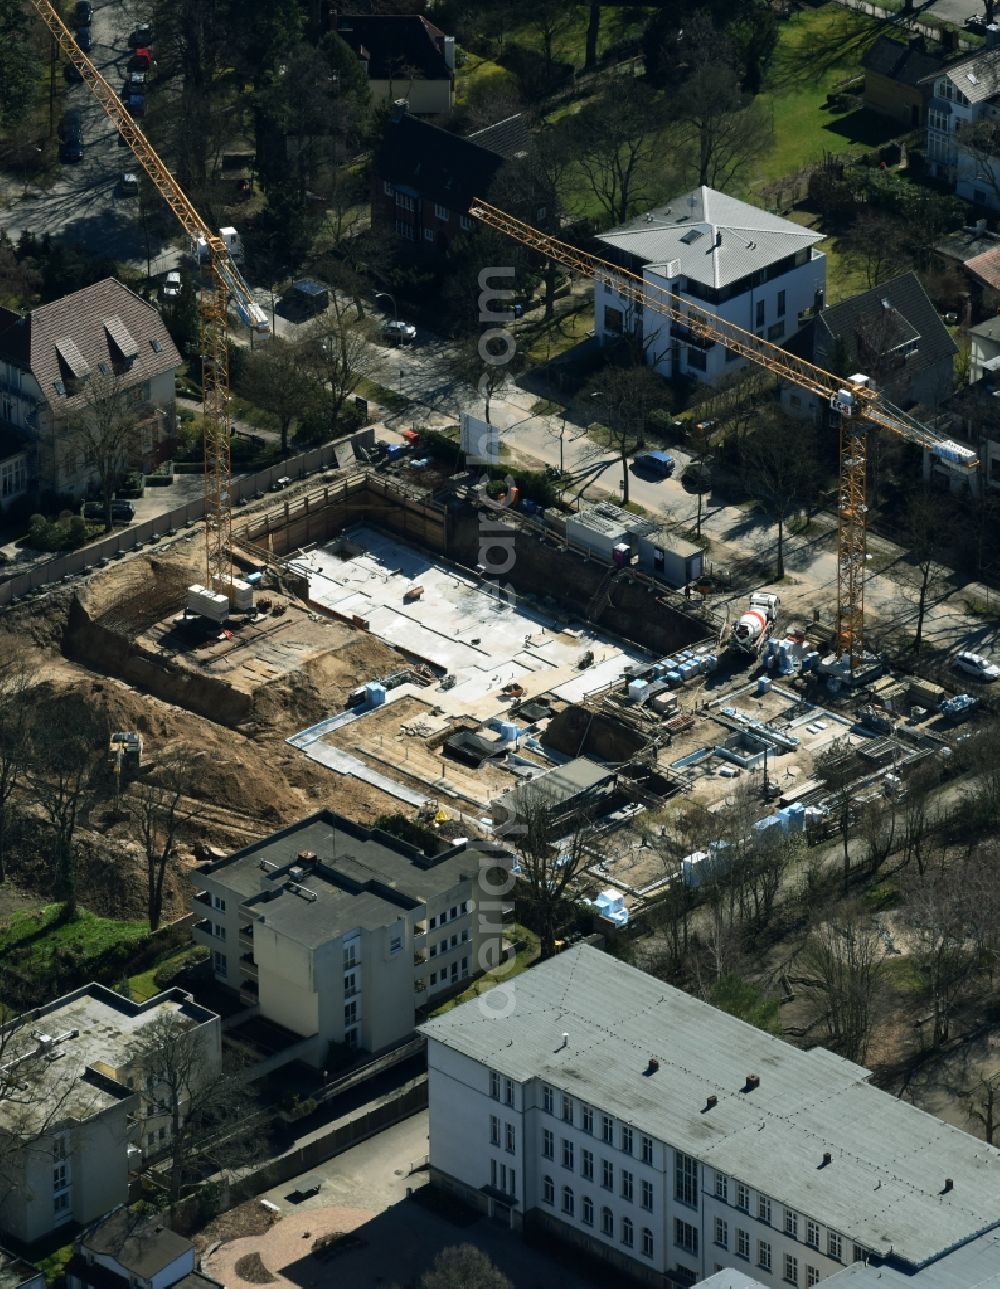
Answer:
756;4;893;183
429;923;541;1016
0;904;149;977
128;945;208;1003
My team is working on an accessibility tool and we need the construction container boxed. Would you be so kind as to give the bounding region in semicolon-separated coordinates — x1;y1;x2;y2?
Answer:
628;679;649;704
213;574;253;611
365;681;387;707
909;678;946;708
758;676;772;695
779;803;806;834
499;722;520;742
186;584;229;623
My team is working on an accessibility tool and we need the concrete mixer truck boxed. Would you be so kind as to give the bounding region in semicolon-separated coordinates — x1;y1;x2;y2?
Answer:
728;592;779;660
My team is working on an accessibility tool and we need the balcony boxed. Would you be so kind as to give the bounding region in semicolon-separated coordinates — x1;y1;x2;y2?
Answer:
238;923;254;947
414;951;427;967
192;918;214;947
238;978;259;1005
414;922;427;939
193;890;211;909
239;953;258;979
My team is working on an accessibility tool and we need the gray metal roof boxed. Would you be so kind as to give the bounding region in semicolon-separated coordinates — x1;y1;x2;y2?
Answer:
829;1228;1000;1289
421;945;1000;1269
928;48;1000;104
203;811;508;946
569;501;659;538
597;186;824;290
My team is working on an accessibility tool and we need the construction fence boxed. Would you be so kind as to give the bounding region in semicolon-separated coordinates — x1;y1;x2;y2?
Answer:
0;431;374;608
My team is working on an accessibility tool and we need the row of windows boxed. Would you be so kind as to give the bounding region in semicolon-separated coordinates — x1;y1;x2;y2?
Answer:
428;957;469;986
490;1158;516;1196
489;1070;515;1106
717;1224;819;1287
428;901;470;930
717;1173;855;1263
540;1135;656;1208
540;1086;652;1161
541;1178;654;1256
490;1115;517;1153
429;929;470;956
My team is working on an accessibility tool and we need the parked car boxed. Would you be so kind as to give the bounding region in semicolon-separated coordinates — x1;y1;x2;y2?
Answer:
121;91;145;117
122;70;147;92
59;109;83;162
129;47;153;72
632;450;676;479
954;651;1000;681
380;318;416;345
128;24;153;48
75;26;92;52
64;61;84;83
162;271;181;297
119;172;139;196
82;501;135;524
73;1;92;24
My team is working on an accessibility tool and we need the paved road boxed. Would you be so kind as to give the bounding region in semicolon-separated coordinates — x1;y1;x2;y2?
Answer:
0;0;178;272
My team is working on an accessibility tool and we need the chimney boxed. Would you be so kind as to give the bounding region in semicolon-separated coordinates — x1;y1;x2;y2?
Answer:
943;1178;954;1193
705;1095;718;1110
560;1032;569;1049
646;1057;660;1075
390;98;409;124
715;230;722;249
821;1151;833;1167
745;1073;760;1091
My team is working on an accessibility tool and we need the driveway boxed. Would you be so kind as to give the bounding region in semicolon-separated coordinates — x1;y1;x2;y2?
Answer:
206;1112;601;1289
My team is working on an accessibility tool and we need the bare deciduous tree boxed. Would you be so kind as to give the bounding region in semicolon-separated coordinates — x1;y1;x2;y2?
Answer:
128;1014;256;1214
129;755;191;932
905;859;977;1048
0;646;31;882
420;1244;513;1289
968;1071;1000;1146
571;80;666;227
67;371;141;533
298;294;382;438
742;412;817;579
799;908;885;1062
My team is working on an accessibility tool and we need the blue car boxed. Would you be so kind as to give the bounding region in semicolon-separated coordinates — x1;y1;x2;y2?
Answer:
632;450;676;478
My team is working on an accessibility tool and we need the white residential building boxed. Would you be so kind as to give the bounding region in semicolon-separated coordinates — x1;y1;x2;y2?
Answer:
67;1208;222;1289
925;47;1000;209
593;187;826;386
192;810;514;1064
0;986;219;1245
421;945;1000;1289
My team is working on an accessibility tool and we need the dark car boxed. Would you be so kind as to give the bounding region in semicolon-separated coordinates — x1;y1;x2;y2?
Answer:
75;26;92;51
59;136;84;163
59;108;83;160
121;91;145;118
82;501;135;524
64;61;84;83
122;70;146;93
128;24;153;48
129;46;153;72
73;1;92;24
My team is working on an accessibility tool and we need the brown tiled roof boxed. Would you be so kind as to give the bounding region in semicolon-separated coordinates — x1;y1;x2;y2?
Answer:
966;248;1000;291
26;278;180;411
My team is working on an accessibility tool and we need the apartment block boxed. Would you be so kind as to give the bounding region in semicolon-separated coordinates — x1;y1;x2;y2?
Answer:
594;187;826;386
421;945;1000;1288
0;985;219;1245
191;810;514;1065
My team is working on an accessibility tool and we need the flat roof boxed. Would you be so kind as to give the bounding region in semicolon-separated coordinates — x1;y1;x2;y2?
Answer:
83;1210;192;1278
421;945;1000;1268
202;810;510;946
569;501;659;539
0;985;216;1134
0;1250;42;1289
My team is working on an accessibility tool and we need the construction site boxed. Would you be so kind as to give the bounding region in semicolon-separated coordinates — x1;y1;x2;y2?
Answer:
1;464;975;936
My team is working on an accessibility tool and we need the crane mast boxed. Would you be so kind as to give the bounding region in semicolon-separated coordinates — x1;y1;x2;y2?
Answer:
30;0;269;590
469;199;976;669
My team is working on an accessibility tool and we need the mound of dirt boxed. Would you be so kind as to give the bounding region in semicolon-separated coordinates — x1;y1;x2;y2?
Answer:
233;1253;276;1284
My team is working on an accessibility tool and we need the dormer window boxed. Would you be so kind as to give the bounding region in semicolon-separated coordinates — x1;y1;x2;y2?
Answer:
103;316;139;372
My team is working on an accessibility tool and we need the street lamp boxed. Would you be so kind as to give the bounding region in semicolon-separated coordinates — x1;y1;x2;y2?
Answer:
374;291;398;326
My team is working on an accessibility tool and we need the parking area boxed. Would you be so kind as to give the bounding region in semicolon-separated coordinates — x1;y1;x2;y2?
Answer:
206;1113;600;1289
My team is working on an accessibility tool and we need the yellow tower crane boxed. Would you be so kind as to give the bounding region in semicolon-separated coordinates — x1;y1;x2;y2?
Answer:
470;199;978;671
31;0;270;592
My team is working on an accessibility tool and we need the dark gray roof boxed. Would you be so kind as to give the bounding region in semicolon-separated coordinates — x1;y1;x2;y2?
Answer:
830;1228;1000;1289
421;945;1000;1269
468;114;532;160
862;35;943;88
810;271;957;391
81;1210;193;1279
336;14;451;82
202;810;510;945
375;110;510;210
935;228;1000;266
